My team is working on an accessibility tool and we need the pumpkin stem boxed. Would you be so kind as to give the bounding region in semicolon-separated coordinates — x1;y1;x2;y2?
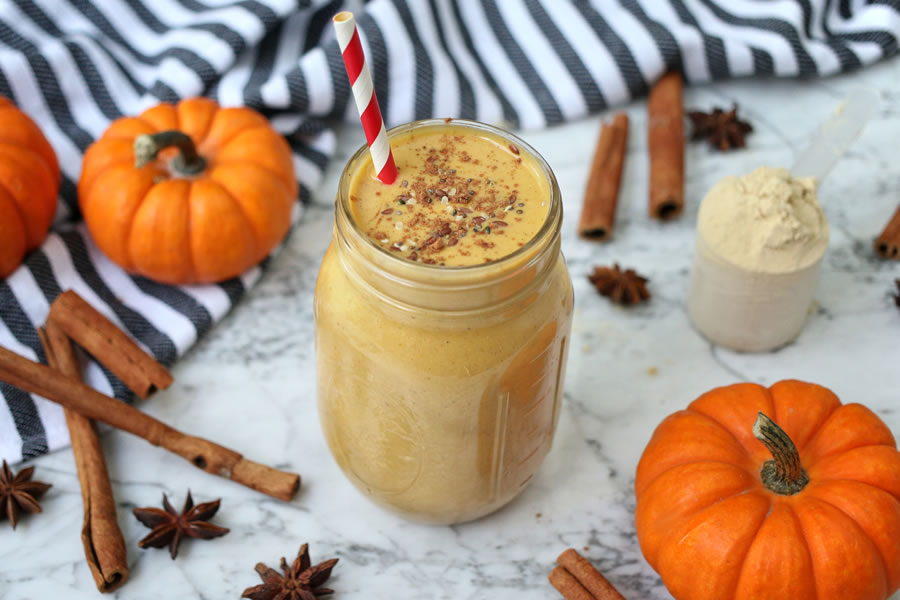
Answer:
134;130;206;175
753;411;809;495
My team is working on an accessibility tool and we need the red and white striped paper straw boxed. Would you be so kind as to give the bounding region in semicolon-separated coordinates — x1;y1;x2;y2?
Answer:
333;11;397;184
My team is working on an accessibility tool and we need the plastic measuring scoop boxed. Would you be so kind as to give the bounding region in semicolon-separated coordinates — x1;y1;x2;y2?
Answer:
791;88;879;182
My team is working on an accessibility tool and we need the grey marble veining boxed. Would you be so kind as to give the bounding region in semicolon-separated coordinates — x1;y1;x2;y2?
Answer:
2;59;899;599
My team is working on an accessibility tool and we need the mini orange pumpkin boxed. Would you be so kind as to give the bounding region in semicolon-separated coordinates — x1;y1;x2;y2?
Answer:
635;380;900;600
0;96;60;278
79;97;297;284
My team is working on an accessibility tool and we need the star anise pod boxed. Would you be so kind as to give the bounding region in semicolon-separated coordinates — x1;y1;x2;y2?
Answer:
688;104;753;151
242;543;339;600
588;264;650;305
132;491;229;559
0;459;51;529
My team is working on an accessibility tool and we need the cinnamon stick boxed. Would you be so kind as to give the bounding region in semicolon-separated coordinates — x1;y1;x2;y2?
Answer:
38;324;128;593
647;72;684;220
49;290;172;398
550;549;625;600
578;113;630;241
0;347;300;502
550;566;595;600
875;202;900;259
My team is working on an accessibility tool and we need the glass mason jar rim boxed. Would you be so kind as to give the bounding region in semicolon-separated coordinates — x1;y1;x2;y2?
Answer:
337;119;561;271
333;118;563;313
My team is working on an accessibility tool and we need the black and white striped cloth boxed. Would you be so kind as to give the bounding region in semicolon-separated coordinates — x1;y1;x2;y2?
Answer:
1;0;898;464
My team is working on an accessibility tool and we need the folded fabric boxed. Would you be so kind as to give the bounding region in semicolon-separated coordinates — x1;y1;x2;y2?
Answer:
1;0;898;464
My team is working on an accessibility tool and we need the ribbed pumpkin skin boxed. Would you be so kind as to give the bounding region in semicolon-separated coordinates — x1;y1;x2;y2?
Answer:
635;380;900;600
0;96;60;278
78;97;297;284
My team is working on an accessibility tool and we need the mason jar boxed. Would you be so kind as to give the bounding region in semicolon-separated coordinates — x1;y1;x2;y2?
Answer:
314;119;573;525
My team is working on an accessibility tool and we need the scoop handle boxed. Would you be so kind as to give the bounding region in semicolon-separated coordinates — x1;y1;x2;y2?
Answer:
791;88;879;182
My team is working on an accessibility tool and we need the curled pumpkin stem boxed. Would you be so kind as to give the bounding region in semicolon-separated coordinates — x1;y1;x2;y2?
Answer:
753;411;810;495
134;130;206;176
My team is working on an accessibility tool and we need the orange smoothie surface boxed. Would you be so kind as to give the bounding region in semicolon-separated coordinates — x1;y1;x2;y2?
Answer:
349;123;550;266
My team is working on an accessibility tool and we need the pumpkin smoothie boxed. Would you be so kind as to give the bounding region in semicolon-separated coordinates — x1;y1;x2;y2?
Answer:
348;122;550;265
315;120;572;524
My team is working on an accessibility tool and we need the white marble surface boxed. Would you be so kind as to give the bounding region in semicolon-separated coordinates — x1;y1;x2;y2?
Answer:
3;59;900;599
